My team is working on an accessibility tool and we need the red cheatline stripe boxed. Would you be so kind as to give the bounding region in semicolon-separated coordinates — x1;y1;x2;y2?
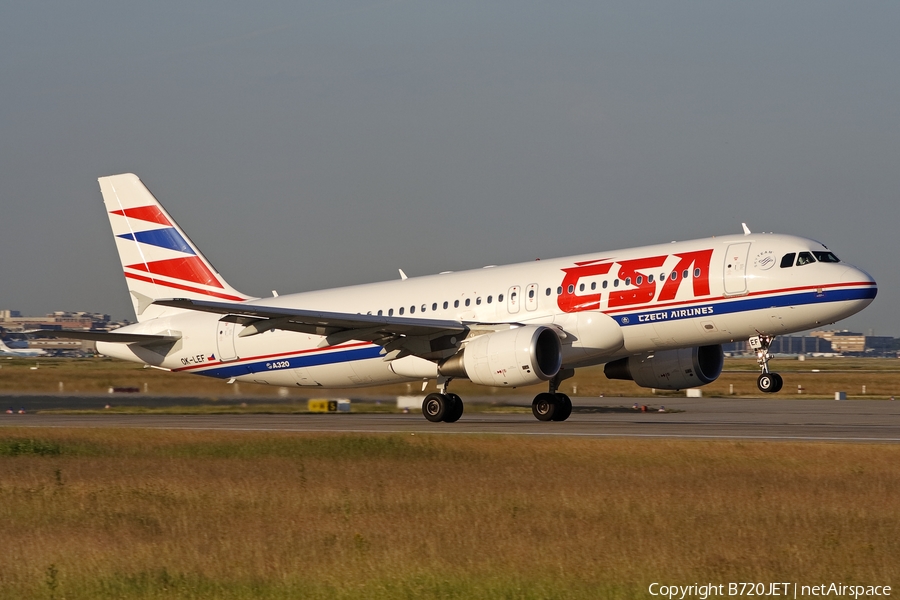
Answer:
124;272;246;301
126;257;224;288
110;206;172;226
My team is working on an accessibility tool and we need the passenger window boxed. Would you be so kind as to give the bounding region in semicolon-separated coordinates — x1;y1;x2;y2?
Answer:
398;307;404;315
498;294;504;302
591;282;596;290
613;279;619;288
670;272;677;281
377;310;383;316
474;297;480;305
625;277;631;286
683;270;689;279
813;251;840;263
693;268;700;278
780;253;795;268
421;304;426;312
602;280;608;289
648;274;654;284
567;285;574;293
796;252;816;266
487;296;492;304
545;288;551;296
410;306;415;314
443;301;448;309
432;303;437;311
465;299;470;307
529;289;535;298
579;283;585;292
557;286;563;295
454;300;459;308
636;276;642;285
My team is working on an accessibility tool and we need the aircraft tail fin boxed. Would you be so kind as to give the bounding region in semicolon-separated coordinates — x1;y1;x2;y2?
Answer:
98;173;251;321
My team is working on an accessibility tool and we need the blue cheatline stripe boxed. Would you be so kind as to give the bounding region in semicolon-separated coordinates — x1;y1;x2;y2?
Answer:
197;345;385;379
611;287;876;327
117;228;195;255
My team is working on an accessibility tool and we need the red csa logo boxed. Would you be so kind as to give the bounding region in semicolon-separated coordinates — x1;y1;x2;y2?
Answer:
557;249;713;313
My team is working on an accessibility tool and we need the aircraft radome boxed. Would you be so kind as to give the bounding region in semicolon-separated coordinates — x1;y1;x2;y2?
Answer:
39;174;877;423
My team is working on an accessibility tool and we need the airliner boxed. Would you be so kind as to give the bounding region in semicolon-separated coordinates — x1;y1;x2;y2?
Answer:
0;338;47;357
43;173;877;422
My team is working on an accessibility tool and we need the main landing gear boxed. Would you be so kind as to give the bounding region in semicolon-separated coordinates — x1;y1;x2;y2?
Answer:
531;370;574;422
422;391;464;423
749;335;783;393
422;372;577;423
422;378;464;423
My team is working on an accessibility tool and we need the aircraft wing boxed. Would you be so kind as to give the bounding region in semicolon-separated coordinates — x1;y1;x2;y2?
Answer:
28;330;181;344
153;298;470;360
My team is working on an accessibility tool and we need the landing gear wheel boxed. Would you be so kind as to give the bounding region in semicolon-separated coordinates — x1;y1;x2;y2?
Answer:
770;373;783;393
443;393;464;423
422;393;449;422
551;393;572;421
757;373;783;394
532;392;557;422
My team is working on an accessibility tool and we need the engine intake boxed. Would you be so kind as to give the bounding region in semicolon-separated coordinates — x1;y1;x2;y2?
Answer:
604;344;724;390
439;325;562;387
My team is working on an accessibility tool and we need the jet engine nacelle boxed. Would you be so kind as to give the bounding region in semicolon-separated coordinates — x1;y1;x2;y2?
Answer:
604;344;724;390
439;325;562;387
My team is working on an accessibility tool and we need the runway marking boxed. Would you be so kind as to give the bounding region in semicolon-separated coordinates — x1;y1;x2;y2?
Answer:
7;424;900;443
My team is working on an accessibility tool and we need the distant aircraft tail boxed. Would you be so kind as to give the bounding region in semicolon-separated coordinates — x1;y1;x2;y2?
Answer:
99;173;251;321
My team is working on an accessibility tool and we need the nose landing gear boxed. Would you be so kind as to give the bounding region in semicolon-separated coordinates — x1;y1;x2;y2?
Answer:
750;335;784;393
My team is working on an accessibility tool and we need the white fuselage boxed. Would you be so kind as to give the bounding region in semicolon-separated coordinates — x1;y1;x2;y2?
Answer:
98;232;876;388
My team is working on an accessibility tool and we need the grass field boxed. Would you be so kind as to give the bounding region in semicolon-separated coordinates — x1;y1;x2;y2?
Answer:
1;428;898;599
2;356;899;401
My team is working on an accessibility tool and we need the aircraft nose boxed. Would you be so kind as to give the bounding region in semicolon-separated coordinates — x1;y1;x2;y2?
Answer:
841;265;876;286
841;265;877;301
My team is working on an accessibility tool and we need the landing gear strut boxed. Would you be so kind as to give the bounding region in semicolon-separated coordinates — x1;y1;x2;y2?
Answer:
749;335;783;393
531;370;574;422
422;378;464;423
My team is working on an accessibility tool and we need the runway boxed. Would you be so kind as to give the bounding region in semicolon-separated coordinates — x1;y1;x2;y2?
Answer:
3;396;900;442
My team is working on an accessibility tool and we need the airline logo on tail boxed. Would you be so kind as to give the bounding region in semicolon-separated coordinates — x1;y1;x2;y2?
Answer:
110;206;224;289
100;173;249;306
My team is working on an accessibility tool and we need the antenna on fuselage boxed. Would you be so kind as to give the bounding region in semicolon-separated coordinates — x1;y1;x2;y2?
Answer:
398;269;408;280
742;223;752;235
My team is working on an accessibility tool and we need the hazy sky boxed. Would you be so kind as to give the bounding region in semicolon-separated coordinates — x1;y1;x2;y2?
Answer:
2;1;898;335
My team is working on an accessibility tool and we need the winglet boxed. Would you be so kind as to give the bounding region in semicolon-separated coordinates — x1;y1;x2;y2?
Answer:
741;223;751;235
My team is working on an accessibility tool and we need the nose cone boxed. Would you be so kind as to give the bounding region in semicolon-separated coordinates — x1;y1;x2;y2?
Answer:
841;265;877;304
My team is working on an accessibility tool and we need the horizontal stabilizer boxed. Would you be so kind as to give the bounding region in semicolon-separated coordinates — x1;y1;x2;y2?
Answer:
29;330;181;345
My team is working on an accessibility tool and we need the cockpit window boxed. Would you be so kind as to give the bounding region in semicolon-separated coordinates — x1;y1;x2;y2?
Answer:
796;252;816;266
780;253;795;268
813;251;840;263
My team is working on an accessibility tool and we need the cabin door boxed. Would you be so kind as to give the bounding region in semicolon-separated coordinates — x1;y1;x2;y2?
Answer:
723;242;751;296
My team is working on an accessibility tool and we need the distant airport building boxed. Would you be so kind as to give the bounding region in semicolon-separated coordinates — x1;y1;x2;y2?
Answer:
724;331;896;356
810;330;895;355
0;310;113;332
1;310;130;356
723;336;834;355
